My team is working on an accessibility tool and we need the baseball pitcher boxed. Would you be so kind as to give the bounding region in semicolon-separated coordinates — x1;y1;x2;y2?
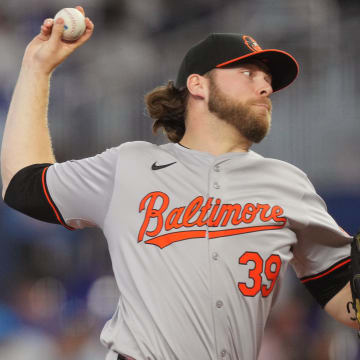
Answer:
2;6;360;360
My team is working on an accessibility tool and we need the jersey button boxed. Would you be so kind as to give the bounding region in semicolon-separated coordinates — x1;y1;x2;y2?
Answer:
214;164;220;172
220;350;227;357
213;182;220;189
212;252;219;260
216;300;223;308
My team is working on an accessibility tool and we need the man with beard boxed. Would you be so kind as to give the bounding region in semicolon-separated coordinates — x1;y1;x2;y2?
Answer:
1;7;359;360
181;60;273;150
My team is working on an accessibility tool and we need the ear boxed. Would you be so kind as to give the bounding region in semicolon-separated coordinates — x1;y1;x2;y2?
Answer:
186;74;208;99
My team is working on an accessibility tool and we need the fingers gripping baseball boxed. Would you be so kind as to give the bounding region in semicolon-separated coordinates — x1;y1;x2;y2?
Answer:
39;18;53;41
23;6;94;74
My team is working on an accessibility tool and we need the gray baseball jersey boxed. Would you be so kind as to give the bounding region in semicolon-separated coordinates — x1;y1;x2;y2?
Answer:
45;141;351;360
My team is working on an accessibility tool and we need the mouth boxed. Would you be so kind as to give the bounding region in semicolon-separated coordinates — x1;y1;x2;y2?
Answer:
253;103;270;111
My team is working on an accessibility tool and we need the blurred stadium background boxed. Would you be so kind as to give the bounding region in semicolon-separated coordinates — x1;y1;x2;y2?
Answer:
0;0;360;359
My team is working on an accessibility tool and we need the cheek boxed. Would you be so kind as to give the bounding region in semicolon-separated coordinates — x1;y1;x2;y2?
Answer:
218;76;252;100
224;84;251;102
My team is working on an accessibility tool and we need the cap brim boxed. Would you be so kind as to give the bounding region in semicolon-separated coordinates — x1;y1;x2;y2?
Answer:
216;49;299;92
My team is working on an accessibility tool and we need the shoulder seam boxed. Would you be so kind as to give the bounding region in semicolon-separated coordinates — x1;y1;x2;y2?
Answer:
43;167;75;231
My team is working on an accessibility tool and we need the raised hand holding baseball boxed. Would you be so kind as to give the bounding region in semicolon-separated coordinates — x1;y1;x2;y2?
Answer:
22;6;94;75
54;8;86;41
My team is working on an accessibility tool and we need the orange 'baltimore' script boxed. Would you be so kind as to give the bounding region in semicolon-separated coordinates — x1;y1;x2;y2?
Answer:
138;192;287;248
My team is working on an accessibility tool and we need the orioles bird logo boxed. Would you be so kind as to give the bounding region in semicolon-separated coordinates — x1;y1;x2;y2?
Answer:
243;35;262;52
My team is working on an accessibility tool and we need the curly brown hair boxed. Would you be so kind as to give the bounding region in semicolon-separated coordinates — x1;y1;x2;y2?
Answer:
144;81;189;143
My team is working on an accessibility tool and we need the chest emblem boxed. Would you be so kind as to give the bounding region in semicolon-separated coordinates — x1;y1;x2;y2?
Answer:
138;192;287;249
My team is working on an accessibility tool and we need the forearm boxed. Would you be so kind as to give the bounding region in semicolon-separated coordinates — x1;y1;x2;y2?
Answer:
1;8;94;198
325;281;359;329
1;64;56;197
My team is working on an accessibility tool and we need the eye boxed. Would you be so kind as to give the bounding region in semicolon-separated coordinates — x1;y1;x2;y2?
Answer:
242;70;252;77
265;75;272;85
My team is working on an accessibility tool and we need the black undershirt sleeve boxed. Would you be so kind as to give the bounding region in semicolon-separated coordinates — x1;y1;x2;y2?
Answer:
4;163;66;225
300;257;351;308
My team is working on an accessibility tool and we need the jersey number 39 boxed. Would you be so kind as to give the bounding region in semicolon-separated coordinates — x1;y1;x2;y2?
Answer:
238;252;282;297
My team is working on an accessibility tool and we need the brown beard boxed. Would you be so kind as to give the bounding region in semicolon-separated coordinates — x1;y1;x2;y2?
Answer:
207;76;272;143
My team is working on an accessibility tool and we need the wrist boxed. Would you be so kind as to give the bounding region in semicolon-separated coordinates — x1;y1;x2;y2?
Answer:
20;62;53;79
21;57;54;77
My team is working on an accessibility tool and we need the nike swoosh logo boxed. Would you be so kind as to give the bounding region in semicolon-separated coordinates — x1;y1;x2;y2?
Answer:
151;161;177;170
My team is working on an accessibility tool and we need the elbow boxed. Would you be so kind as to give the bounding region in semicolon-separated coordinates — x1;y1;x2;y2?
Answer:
1;170;11;200
1;176;9;201
2;185;8;200
2;178;10;200
1;162;13;199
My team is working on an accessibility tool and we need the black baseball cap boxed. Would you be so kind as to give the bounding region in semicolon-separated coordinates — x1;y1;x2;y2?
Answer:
175;33;299;92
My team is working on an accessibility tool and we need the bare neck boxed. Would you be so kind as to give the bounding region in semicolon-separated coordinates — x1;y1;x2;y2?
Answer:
180;108;252;156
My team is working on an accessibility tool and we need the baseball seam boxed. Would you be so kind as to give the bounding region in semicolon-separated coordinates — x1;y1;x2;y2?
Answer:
63;8;77;36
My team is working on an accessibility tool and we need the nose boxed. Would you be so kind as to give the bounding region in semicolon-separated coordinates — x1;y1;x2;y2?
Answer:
256;77;273;97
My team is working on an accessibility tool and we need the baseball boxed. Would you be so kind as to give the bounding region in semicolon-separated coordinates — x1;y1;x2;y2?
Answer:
54;8;86;41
